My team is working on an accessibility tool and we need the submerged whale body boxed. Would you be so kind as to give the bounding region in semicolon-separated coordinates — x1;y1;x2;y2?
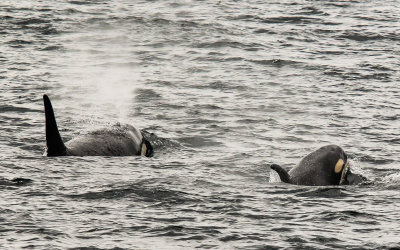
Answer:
43;94;153;157
270;145;363;186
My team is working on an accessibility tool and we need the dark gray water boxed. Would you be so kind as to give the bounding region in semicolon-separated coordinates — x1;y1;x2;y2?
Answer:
1;0;400;249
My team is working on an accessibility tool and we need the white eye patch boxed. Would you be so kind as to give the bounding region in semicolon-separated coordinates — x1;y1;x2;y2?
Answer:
334;158;344;174
141;143;147;156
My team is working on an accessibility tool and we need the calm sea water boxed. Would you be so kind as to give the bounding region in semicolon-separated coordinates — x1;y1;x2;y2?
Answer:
1;0;399;249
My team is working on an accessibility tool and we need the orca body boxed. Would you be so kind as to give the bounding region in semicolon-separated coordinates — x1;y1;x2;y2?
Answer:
271;145;363;186
43;94;153;157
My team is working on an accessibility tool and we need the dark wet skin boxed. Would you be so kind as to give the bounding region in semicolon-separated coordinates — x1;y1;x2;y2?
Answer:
43;94;153;157
271;145;365;186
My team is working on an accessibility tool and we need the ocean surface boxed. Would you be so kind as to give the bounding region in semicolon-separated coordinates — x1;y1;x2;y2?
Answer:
1;0;399;249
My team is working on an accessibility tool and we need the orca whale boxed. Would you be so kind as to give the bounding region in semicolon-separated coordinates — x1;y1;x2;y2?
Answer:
43;94;153;157
270;145;364;186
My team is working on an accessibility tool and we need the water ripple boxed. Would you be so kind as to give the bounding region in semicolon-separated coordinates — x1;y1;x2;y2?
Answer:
1;0;399;249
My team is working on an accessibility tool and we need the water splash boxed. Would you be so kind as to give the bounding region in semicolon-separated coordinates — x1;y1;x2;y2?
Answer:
269;165;282;183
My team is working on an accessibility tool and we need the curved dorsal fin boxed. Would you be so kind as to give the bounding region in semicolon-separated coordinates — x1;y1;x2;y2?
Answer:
43;95;66;156
270;164;291;184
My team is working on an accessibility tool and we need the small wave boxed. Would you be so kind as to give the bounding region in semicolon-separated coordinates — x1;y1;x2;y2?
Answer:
58;8;83;15
68;248;115;250
177;136;222;148
296;187;350;198
68;0;107;5
65;183;196;205
39;45;64;51
176;20;200;28
231;14;321;24
249;59;302;67
230;14;257;21
338;32;399;42
147;224;223;239
195;40;243;49
219;234;243;242
372;114;398;121
354;15;399;23
88;15;201;33
194;39;264;51
260;16;320;24
356;154;394;165
319;210;373;221
39;25;59;35
297;6;328;16
134;88;162;103
358;63;393;72
193;55;243;62
253;28;278;34
0;105;39;113
195;80;248;91
325;2;350;8
6;39;33;45
13;17;50;26
0;177;32;188
324;70;392;81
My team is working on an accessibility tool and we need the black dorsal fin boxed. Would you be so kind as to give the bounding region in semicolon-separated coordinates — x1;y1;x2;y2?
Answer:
43;95;66;156
270;164;291;184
